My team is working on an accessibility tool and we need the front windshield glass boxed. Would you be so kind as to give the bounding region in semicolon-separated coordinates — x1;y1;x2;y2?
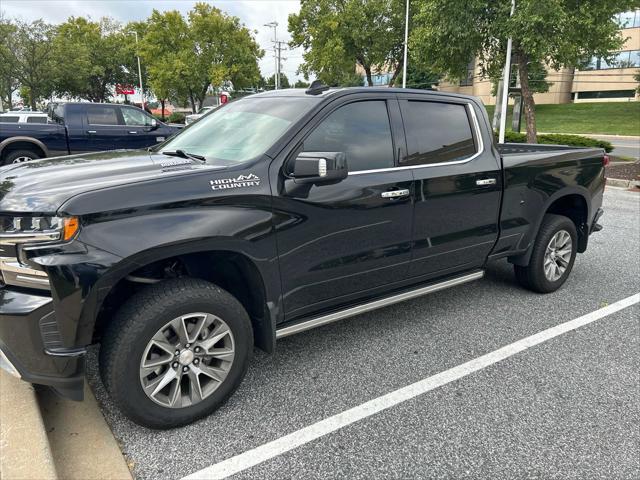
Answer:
161;97;318;165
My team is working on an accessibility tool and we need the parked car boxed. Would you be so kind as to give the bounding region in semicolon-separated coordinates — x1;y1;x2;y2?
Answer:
0;111;50;124
184;106;216;125
0;86;605;428
0;102;181;164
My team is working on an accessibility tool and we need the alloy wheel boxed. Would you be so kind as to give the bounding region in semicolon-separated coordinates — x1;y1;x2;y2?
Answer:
139;312;235;408
543;229;572;282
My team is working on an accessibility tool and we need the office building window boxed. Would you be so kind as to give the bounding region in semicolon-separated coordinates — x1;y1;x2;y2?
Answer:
582;50;640;70
459;59;475;87
615;10;640;28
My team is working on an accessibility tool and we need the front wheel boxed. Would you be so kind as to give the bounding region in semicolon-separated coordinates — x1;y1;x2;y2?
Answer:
3;149;41;165
99;278;253;429
514;214;578;293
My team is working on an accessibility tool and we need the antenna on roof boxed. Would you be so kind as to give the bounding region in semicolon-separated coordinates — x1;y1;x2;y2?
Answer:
305;80;330;95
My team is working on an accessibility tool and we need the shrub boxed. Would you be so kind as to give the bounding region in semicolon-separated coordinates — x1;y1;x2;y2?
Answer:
496;131;613;152
167;112;186;124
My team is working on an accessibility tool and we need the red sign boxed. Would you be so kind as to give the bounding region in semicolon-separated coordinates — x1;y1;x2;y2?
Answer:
220;93;229;104
116;84;135;95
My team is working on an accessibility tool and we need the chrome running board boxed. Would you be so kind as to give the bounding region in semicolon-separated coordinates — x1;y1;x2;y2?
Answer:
276;270;484;339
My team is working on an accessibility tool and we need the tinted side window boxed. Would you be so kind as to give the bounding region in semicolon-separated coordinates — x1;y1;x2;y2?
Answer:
26;116;47;123
122;106;153;126
401;101;476;166
303;101;394;172
86;105;121;125
0;116;19;123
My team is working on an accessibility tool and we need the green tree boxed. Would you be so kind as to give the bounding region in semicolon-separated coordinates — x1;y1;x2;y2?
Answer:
635;70;640;95
0;17;19;110
398;63;440;90
294;79;310;88
140;3;263;113
289;0;407;87
0;19;55;109
52;17;138;102
267;73;291;89
411;0;634;142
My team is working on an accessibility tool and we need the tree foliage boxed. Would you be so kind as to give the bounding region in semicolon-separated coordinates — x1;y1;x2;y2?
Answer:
289;0;407;87
139;3;263;113
411;0;635;142
52;17;139;102
0;16;20;109
0;19;56;109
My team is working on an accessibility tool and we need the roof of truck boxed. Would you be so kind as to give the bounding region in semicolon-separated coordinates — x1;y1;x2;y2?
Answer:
252;87;478;102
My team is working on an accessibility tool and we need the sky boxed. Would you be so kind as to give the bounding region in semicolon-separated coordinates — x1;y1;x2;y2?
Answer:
1;0;309;84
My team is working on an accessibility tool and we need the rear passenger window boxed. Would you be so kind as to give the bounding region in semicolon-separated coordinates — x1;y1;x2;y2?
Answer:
0;116;19;123
303;101;394;172
401;101;476;166
87;105;120;125
26;117;47;123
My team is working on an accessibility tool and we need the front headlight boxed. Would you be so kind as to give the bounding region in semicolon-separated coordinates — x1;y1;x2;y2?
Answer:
0;215;79;290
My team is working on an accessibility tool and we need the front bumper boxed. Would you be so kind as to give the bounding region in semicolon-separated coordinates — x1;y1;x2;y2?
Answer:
0;287;84;400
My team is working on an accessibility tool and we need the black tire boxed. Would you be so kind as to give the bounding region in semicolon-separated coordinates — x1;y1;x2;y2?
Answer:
514;214;577;293
99;278;253;429
2;149;41;165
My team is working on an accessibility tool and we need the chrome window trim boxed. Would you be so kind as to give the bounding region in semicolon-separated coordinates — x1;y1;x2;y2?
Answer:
349;102;484;176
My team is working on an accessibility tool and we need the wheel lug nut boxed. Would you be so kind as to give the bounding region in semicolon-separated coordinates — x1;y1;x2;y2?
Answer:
194;346;201;353
175;350;180;356
194;358;199;365
172;362;178;368
182;366;189;372
185;343;191;348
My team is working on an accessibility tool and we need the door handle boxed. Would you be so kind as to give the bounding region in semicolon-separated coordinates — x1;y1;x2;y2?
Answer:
476;178;497;186
87;130;96;134
128;131;137;134
381;189;410;199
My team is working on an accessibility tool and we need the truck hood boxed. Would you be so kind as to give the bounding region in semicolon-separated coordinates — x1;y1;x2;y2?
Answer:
0;150;221;214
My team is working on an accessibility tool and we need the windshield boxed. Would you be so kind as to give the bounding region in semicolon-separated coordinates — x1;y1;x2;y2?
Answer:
161;97;318;165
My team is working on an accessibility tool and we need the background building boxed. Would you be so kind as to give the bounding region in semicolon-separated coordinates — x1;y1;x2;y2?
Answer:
439;9;639;105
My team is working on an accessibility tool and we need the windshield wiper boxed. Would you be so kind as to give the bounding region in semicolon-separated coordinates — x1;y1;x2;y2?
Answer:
162;149;206;162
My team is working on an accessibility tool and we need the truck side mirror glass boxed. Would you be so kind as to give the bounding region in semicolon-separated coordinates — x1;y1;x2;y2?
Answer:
292;152;348;185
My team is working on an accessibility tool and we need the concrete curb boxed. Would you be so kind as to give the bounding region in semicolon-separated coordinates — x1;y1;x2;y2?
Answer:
606;177;640;189
37;383;133;480
0;371;57;480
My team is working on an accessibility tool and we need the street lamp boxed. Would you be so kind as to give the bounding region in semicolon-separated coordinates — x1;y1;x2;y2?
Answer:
264;21;279;90
402;0;409;88
128;30;146;110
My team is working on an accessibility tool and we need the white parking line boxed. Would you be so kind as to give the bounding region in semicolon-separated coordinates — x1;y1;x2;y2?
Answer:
182;293;640;480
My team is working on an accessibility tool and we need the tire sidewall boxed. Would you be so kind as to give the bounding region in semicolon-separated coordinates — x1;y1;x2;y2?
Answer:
105;284;252;428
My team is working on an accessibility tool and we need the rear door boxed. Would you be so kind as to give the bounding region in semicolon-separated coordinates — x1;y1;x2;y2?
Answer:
271;95;415;321
397;95;501;279
84;104;129;151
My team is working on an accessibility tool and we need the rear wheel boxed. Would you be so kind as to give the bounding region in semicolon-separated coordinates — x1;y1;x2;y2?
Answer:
99;278;253;429
514;214;577;293
3;149;41;165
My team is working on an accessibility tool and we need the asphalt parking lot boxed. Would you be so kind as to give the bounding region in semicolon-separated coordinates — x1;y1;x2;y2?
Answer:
86;187;640;480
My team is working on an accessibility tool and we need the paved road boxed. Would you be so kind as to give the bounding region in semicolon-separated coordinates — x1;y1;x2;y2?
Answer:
86;187;640;480
591;135;640;160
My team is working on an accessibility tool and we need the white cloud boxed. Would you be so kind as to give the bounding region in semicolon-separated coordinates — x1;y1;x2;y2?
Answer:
1;0;310;82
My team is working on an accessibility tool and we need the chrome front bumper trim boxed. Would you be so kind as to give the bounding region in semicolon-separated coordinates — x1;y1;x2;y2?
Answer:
0;257;50;290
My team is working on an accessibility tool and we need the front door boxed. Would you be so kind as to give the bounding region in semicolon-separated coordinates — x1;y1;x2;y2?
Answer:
84;104;129;152
397;95;502;279
271;97;414;321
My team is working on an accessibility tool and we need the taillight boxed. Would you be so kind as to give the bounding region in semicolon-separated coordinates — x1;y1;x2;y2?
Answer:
603;154;610;167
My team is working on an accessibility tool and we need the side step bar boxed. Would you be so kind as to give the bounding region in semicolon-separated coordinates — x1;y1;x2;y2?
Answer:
276;270;484;339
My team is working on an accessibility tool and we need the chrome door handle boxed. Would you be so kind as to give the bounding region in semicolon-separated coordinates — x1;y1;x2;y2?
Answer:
476;178;497;186
381;189;410;199
128;131;137;134
87;130;97;134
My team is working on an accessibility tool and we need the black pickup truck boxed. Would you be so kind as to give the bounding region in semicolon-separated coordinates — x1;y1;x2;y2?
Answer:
0;86;604;428
0;102;180;164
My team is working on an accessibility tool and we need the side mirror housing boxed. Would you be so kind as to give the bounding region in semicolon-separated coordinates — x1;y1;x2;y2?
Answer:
150;118;159;130
292;151;347;185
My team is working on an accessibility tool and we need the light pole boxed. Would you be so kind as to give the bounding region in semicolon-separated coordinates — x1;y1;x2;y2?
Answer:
132;31;145;110
402;0;410;88
498;0;516;144
264;22;279;90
